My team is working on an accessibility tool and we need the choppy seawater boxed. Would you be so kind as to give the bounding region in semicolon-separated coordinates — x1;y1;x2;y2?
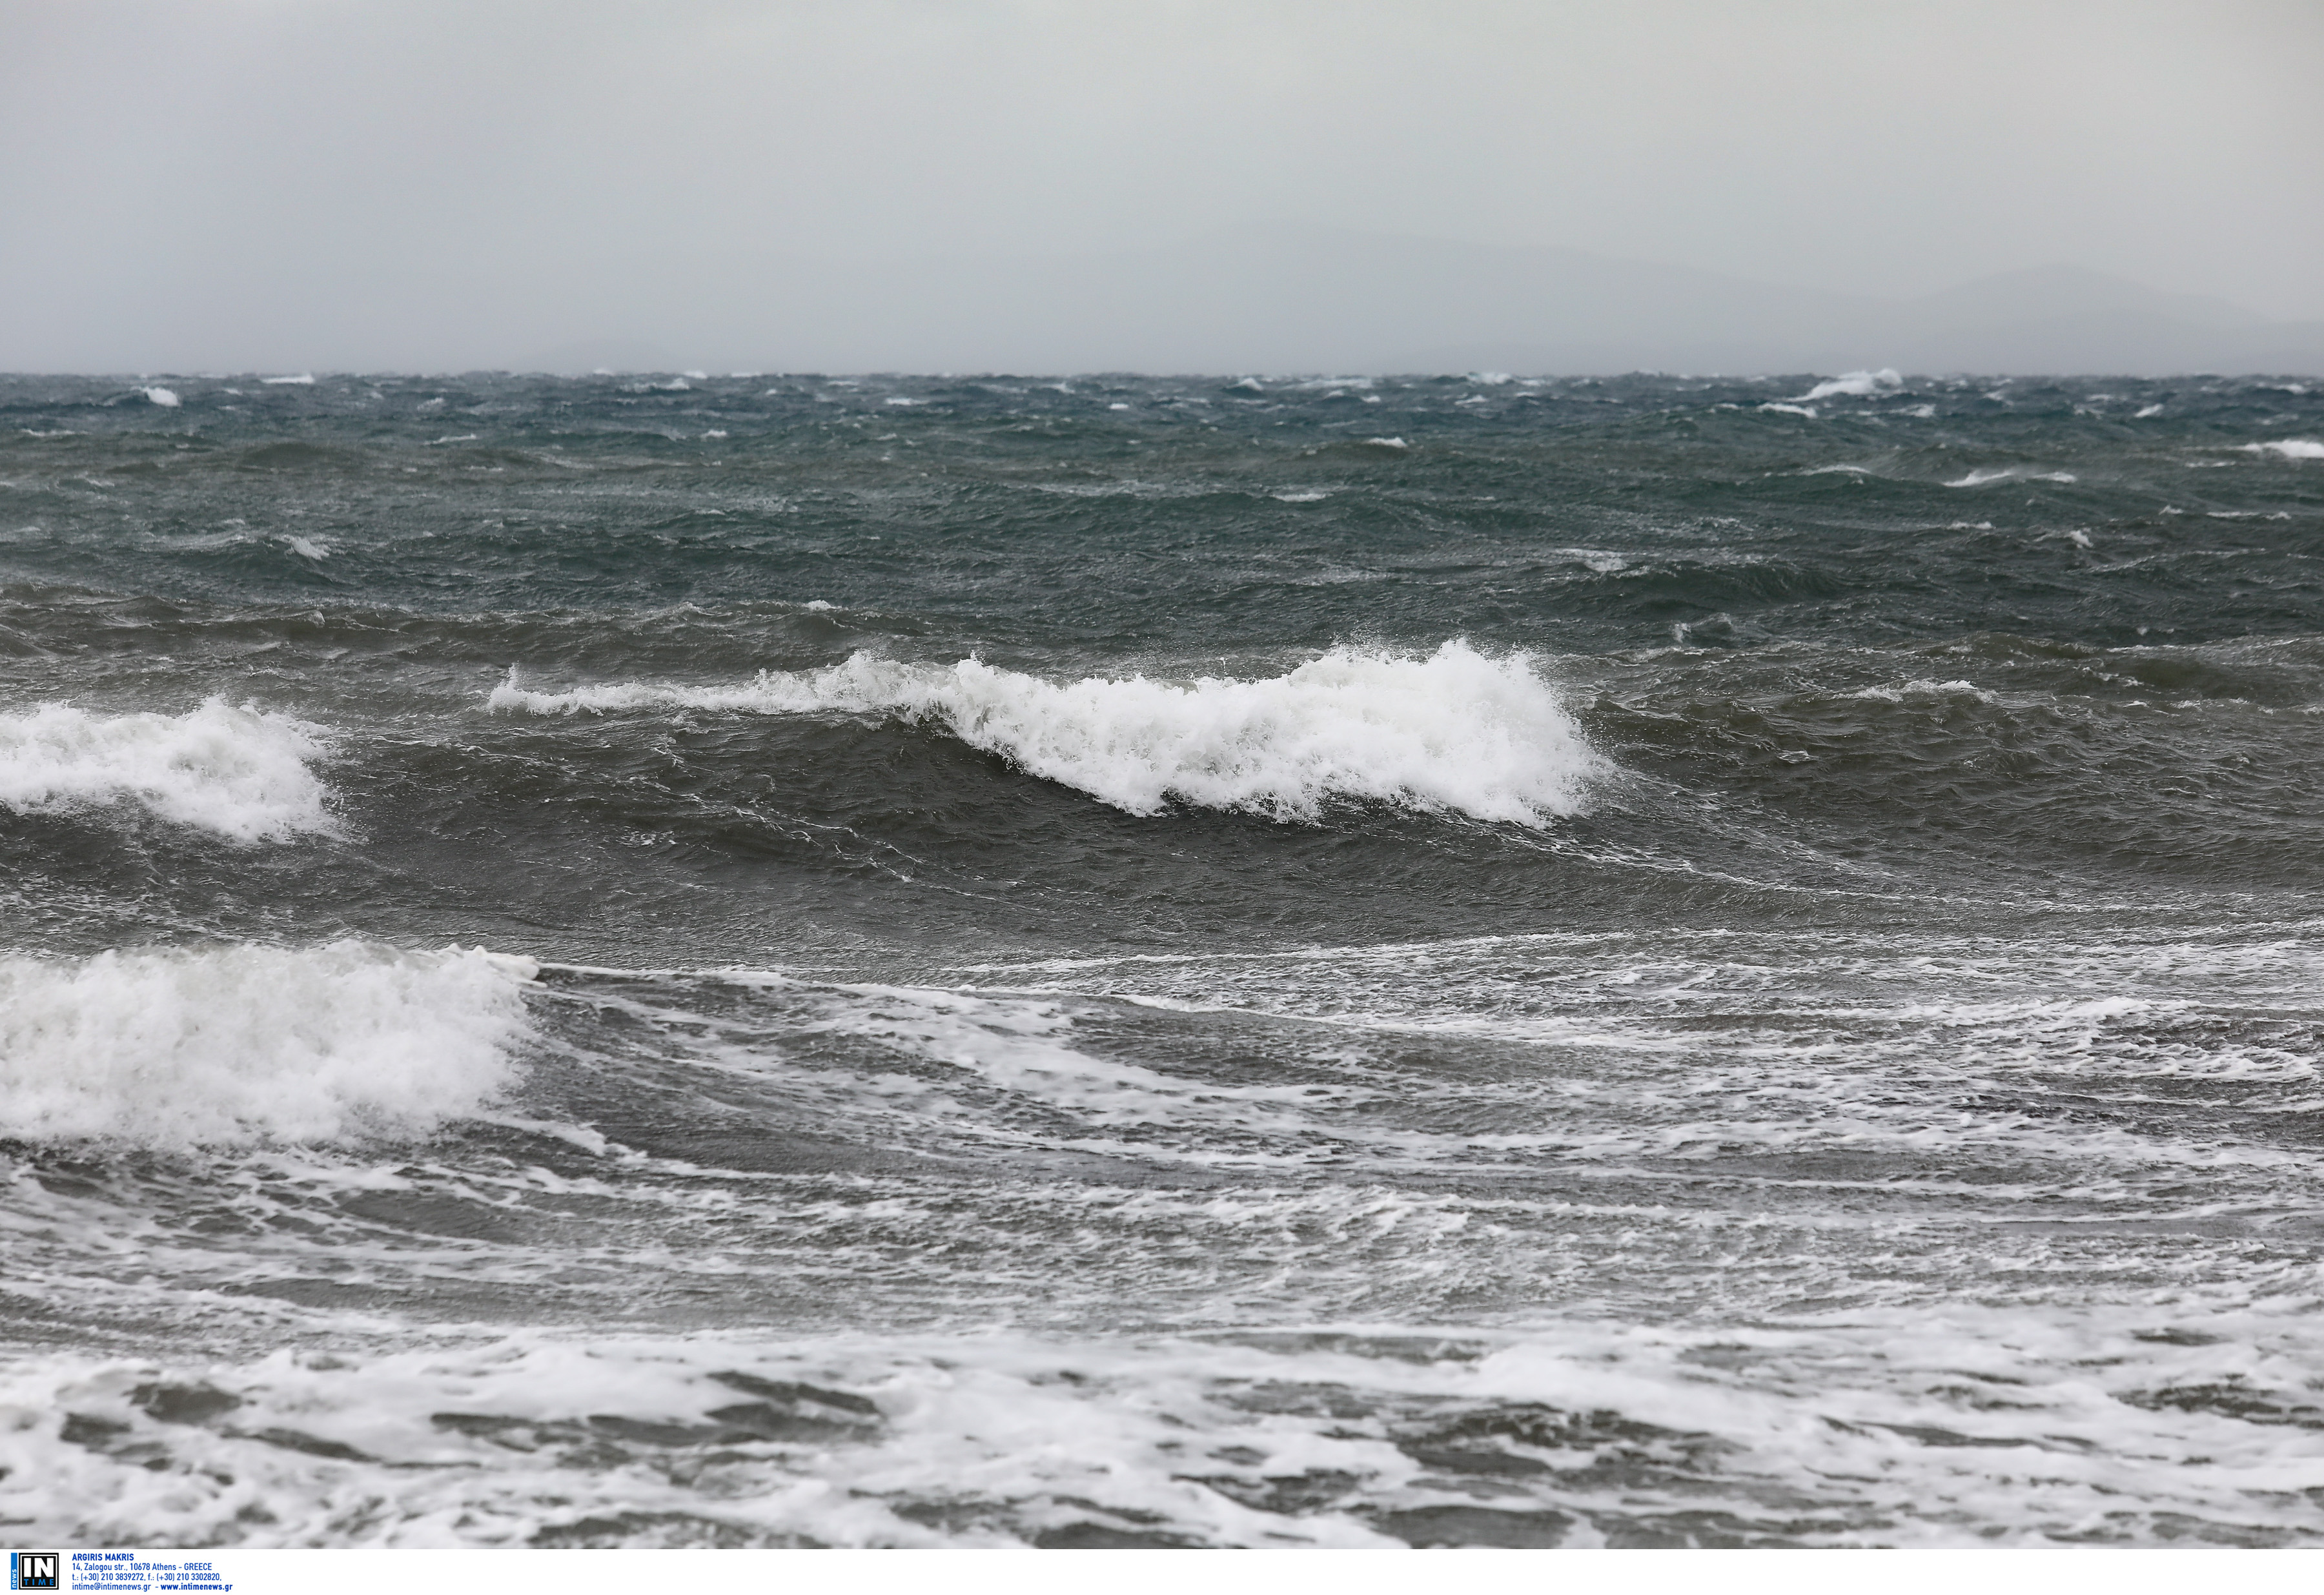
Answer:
3;369;2322;1546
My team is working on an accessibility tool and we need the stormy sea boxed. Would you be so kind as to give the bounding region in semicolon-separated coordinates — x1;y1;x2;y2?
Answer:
2;367;2321;1548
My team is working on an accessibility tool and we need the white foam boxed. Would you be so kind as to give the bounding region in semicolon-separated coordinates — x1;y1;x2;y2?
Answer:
1796;368;1902;401
141;387;180;408
2134;403;2165;418
10;1305;2319;1547
0;699;336;842
491;642;1600;824
1848;678;1999;704
1946;467;2077;487
283;535;331;560
2241;439;2324;460
1757;402;1817;419
0;942;535;1148
260;374;315;386
1362;436;1408;449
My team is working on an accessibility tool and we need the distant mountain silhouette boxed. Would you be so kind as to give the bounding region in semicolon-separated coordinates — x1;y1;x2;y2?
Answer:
526;225;2324;376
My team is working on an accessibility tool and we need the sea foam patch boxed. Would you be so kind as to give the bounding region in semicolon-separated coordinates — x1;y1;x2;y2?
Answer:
0;699;336;842
1946;467;2077;487
2241;439;2324;460
0;942;537;1147
491;641;1601;824
6;1306;2318;1547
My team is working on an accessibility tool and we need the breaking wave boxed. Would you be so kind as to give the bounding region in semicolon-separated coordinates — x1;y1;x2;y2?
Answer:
490;641;1600;824
0;942;538;1148
0;699;337;842
2241;439;2324;461
1796;369;1903;401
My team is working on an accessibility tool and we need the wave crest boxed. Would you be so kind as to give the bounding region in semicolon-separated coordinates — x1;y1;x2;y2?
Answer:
2241;439;2323;460
1795;368;1903;401
0;942;537;1147
0;699;336;842
491;641;1600;824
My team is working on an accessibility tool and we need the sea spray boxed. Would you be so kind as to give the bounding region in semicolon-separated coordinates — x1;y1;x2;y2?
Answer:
0;699;337;841
489;640;1600;823
0;942;537;1146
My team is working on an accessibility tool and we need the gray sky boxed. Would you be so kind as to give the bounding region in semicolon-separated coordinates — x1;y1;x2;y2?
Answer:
5;0;2319;371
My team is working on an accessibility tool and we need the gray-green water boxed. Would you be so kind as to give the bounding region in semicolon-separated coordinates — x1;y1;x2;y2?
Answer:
3;369;2321;1545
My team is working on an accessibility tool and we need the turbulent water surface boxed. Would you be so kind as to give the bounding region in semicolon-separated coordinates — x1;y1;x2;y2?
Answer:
3;369;2322;1547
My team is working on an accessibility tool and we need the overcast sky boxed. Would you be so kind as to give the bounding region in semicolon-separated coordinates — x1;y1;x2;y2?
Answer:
4;0;2319;371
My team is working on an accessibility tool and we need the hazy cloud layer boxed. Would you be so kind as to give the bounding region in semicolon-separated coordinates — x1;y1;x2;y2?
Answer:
4;0;2318;372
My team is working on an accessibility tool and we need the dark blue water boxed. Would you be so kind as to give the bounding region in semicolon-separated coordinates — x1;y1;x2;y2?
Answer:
3;369;2321;1546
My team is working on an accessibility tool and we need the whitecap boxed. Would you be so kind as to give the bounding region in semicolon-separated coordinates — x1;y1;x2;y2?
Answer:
142;387;181;408
260;374;315;386
491;641;1601;826
1795;368;1902;401
1945;467;2077;487
0;941;535;1147
1553;548;1631;574
0;699;337;842
1361;436;1409;449
2240;439;2324;460
1757;403;1818;419
1848;678;1999;704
